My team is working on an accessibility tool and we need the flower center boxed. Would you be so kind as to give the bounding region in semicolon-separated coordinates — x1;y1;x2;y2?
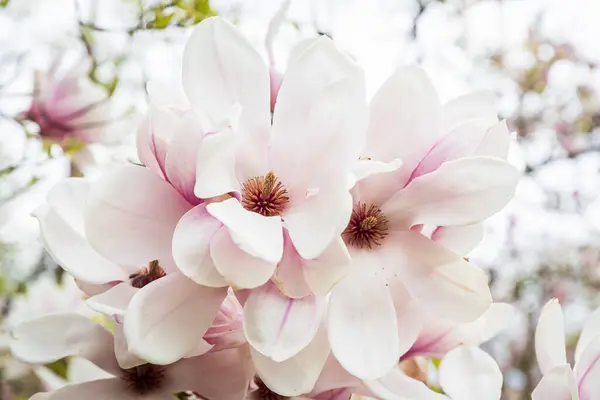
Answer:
343;202;389;249
249;378;288;400
121;364;165;395
129;260;166;289
241;171;289;217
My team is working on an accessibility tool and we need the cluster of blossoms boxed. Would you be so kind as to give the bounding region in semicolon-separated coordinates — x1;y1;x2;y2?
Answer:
8;17;521;399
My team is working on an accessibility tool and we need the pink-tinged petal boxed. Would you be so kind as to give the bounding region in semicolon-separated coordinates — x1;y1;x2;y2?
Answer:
211;226;278;289
303;237;352;297
207;198;283;264
574;335;600;397
285;188;353;260
85;283;137;319
535;299;567;374
113;325;145;369
123;273;227;365
165;112;205;204
252;324;330;396
409;259;492;324
575;307;600;364
85;165;190;271
274;233;312;298
165;346;254;400
172;204;228;287
194;130;240;199
406;302;513;359
441;91;498;134
328;269;399;380
474;120;510;159
9;314;121;376
34;204;126;284
532;364;578;400
30;379;140;400
244;282;323;362
182;17;270;142
136;105;178;179
438;345;503;400
384;157;519;229
408;119;492;182
204;292;246;351
271;76;367;192
365;66;442;171
311;355;363;395
430;223;484;256
364;367;449;400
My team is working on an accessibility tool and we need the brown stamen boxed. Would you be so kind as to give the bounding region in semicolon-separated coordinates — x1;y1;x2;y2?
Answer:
248;377;288;400
121;364;165;395
241;171;289;217
343;202;389;249
129;260;166;289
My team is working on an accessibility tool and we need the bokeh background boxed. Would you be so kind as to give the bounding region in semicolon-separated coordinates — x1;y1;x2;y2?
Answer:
2;0;600;399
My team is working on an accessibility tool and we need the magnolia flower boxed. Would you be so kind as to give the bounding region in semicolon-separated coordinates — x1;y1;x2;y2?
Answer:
9;314;253;400
532;299;600;399
25;59;110;145
32;177;231;365
327;66;519;379
168;17;362;377
173;16;366;293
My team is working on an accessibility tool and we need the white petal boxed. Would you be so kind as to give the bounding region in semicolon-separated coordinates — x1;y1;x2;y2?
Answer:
34;204;126;284
124;273;227;365
575;306;600;364
430;224;484;256
113;325;145;370
535;299;567;374
182;17;270;141
207;198;283;264
302;237;352;297
284;188;353;259
251;324;330;397
9;314;120;376
364;367;449;400
85;165;190;271
270;76;367;192
210;226;278;289
365;66;442;169
244;282;323;362
441;91;498;133
474;120;510;159
172;204;228;287
532;364;578;400
85;283;137;319
194;130;240;199
270;36;365;190
328;269;399;379
384;157;519;228
409;259;492;324
438;345;503;400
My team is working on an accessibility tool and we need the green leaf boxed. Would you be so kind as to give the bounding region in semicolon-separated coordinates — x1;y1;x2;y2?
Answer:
0;0;10;7
147;11;175;29
46;358;69;379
